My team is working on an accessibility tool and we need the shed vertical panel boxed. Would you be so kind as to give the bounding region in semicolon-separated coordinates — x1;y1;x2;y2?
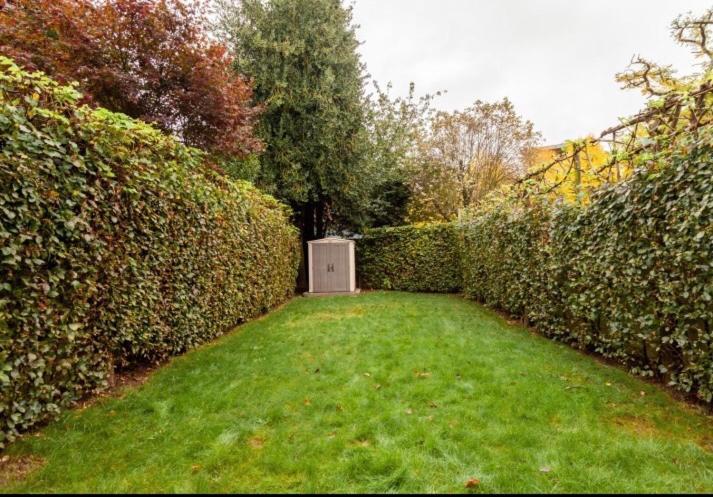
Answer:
348;241;356;292
312;244;326;292
340;244;350;291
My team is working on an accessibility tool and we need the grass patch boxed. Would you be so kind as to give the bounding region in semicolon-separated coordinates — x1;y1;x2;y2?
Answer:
0;456;45;487
2;292;712;493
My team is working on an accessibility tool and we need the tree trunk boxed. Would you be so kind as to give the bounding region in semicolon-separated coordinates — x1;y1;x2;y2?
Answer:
295;203;315;292
295;200;328;291
573;152;582;200
315;199;326;239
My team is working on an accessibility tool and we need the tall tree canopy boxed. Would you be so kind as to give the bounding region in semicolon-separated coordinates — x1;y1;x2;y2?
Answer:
0;0;261;158
361;82;437;227
408;99;540;222
218;0;369;245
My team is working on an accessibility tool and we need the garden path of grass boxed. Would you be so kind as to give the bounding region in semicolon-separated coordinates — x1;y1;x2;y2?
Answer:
2;292;712;493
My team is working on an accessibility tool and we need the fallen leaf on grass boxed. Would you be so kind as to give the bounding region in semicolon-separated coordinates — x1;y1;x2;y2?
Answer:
465;477;480;488
539;466;552;473
699;436;713;453
303;398;311;406
248;436;265;449
405;408;413;415
415;371;432;379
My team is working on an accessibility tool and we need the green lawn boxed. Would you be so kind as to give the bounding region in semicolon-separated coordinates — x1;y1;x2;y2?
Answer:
2;292;712;493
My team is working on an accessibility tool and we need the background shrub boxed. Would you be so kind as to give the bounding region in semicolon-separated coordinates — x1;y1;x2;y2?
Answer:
357;223;462;293
0;58;300;447
459;146;713;403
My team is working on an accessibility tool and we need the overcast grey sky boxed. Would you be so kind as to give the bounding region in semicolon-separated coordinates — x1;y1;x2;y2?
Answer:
351;0;711;145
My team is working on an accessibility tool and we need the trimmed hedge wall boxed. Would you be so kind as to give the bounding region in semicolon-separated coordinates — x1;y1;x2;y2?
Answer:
0;57;300;447
459;147;713;403
357;224;462;293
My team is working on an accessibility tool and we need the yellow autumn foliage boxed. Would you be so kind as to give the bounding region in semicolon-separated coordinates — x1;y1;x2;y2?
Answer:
530;139;630;203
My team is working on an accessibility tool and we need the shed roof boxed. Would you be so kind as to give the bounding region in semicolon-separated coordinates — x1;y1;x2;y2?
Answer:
307;237;355;244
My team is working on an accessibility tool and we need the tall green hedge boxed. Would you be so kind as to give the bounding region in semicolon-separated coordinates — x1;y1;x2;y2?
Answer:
459;146;713;402
0;57;300;447
357;224;462;293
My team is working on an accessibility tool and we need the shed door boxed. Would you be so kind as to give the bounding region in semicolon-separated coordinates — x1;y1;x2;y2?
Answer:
312;244;349;292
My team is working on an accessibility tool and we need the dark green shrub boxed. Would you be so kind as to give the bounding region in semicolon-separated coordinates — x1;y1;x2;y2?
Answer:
0;57;300;447
459;147;713;402
357;223;462;293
